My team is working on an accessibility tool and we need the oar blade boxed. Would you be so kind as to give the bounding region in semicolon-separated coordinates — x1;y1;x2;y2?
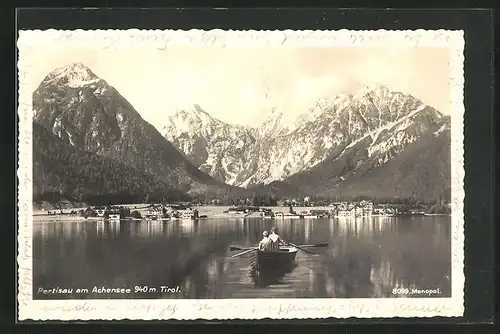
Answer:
231;247;257;258
299;247;315;255
296;243;329;248
286;241;315;255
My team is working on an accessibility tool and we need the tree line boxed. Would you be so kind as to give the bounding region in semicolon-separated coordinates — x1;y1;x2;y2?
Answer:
32;123;451;210
33;123;190;206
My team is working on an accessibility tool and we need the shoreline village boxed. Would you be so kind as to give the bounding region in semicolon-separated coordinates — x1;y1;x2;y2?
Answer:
34;198;451;222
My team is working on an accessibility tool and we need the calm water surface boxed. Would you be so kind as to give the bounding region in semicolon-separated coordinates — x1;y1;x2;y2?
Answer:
33;215;451;299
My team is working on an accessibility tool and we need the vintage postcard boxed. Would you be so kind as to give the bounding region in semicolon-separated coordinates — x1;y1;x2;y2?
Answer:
17;29;465;321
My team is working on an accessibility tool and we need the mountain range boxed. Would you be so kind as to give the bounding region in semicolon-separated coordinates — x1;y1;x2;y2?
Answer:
32;63;245;205
162;86;451;201
32;63;451;205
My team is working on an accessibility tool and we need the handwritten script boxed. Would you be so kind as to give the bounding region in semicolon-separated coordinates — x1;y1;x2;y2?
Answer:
19;300;455;320
17;29;460;50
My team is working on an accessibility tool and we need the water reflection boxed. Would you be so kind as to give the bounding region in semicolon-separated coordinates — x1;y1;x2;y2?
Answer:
249;261;298;288
304;219;312;243
33;215;451;299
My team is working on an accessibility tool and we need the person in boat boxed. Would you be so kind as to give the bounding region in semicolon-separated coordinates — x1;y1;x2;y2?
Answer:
258;231;271;251
268;226;286;252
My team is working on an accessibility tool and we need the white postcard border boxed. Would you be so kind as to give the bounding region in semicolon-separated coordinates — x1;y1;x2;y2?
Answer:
17;29;465;321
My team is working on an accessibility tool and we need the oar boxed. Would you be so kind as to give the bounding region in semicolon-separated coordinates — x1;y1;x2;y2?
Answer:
231;247;257;258
229;246;253;251
297;243;329;248
284;241;315;255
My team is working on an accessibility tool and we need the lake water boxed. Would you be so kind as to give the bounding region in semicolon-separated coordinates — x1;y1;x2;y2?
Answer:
33;215;451;299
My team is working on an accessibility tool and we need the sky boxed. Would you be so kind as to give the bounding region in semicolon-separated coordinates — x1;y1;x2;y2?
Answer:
28;45;451;128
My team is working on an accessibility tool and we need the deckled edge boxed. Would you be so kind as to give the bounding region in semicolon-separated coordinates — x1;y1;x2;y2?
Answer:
16;29;465;321
448;28;465;318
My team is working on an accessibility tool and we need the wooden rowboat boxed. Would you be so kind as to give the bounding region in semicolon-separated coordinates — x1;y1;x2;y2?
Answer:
249;246;299;271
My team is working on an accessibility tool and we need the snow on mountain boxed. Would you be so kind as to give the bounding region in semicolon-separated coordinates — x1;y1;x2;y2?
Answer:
251;85;445;187
41;63;102;88
283;86;450;200
285;124;451;201
434;120;451;137
294;95;346;129
163;85;448;190
33;63;227;197
255;107;292;139
32;63;450;200
161;105;256;185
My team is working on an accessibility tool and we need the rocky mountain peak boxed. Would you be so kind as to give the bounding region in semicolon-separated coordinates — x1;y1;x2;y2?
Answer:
184;105;215;123
162;105;220;139
357;83;390;97
294;97;337;128
256;107;291;139
261;107;284;125
42;62;101;88
163;84;449;192
34;64;226;198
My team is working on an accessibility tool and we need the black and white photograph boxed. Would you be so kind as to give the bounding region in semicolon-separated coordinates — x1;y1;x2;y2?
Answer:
17;29;465;320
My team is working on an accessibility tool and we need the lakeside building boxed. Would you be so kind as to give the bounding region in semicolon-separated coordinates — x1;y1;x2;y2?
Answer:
46;209;64;215
95;208;106;217
226;206;261;213
332;201;374;218
372;207;397;215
